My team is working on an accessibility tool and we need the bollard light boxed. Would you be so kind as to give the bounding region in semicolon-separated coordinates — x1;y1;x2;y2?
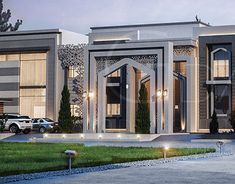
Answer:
80;134;84;139
117;134;121;139
64;150;77;174
136;134;141;139
43;133;48;138
62;134;66;139
163;145;169;159
98;134;102;139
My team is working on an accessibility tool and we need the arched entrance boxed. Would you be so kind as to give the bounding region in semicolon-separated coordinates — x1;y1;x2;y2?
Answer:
97;58;156;133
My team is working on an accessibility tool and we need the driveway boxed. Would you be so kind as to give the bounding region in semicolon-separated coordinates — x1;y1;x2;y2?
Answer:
11;153;235;184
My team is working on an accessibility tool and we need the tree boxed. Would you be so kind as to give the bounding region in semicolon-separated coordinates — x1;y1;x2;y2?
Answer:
135;83;150;134
0;0;22;32
229;110;235;132
209;111;219;134
58;85;73;133
0;113;8;132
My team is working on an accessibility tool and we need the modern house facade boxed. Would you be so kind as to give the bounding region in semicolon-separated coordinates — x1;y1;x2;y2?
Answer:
0;29;87;121
0;21;234;134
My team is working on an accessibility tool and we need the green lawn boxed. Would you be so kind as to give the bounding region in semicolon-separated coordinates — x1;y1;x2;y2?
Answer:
0;142;215;176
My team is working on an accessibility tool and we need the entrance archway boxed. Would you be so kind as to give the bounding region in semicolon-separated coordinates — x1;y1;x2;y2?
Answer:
97;58;156;133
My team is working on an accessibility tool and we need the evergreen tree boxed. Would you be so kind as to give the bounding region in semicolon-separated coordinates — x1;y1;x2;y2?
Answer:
0;0;22;32
209;111;219;134
58;85;73;133
135;83;150;134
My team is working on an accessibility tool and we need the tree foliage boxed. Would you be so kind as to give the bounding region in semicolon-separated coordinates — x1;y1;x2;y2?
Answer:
209;111;219;134
58;85;73;133
0;0;22;32
135;83;150;134
0;113;8;132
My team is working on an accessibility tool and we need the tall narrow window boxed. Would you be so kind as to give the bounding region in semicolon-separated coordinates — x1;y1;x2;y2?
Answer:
208;46;231;116
214;85;230;115
211;48;230;80
20;53;47;118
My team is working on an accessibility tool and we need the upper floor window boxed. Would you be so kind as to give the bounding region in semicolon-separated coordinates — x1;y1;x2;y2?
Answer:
211;48;230;80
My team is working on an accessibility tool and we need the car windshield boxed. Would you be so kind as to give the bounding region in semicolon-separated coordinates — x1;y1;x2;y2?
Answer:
20;116;30;119
44;118;53;122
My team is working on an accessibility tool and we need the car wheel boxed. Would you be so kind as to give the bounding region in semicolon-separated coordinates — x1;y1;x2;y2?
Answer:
9;124;19;134
23;129;31;134
39;127;46;133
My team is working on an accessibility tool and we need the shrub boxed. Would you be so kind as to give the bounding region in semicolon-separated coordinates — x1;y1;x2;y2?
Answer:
0;114;8;132
209;111;219;134
229;110;235;132
58;85;73;133
135;83;150;134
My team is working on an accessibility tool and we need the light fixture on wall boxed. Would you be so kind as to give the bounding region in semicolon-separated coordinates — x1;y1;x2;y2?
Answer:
157;89;168;98
157;90;162;97
82;91;94;99
163;89;168;97
82;91;87;98
88;91;94;98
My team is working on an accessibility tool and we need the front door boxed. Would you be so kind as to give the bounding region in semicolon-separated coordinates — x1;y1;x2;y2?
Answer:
173;72;187;132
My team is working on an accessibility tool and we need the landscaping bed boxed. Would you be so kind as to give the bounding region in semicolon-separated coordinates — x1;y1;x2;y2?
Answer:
0;142;215;176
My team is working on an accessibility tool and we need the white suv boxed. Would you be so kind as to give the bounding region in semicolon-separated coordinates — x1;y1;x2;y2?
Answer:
0;114;32;134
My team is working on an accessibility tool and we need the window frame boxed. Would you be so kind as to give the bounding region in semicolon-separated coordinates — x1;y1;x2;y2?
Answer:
210;48;231;81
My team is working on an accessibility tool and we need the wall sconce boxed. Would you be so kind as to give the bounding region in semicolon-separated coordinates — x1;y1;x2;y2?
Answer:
163;89;168;97
157;90;162;97
157;89;167;98
88;91;94;98
82;91;87;98
82;91;94;99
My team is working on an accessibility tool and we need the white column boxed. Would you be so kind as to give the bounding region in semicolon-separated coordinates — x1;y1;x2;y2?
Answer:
126;65;136;133
186;55;198;133
98;72;107;133
163;42;174;133
83;47;89;132
89;56;97;133
150;72;156;133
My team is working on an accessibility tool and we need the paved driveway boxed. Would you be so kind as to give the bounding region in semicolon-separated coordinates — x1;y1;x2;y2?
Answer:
12;154;235;184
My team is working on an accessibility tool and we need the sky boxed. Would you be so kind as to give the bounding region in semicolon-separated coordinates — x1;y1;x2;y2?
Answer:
4;0;235;34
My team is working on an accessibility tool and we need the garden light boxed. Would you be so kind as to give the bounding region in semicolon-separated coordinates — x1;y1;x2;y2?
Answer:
62;134;66;139
163;145;169;159
43;133;48;138
80;134;84;139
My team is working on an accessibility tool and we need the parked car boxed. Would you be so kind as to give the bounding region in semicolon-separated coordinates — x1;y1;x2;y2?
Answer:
32;118;58;133
0;114;32;134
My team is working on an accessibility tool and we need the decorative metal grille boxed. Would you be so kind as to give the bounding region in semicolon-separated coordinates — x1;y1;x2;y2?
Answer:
96;55;158;73
58;44;86;118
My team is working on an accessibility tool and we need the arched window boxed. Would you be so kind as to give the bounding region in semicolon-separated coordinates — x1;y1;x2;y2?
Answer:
211;48;230;80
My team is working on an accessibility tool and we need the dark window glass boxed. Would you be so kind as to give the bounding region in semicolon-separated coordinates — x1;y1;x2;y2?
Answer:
214;85;231;115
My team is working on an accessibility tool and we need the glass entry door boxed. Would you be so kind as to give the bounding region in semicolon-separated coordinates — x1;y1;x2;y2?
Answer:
173;72;187;132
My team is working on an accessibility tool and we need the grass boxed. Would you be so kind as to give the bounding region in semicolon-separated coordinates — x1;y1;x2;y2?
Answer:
0;142;215;176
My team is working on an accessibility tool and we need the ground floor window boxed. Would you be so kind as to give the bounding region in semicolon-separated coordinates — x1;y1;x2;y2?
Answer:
20;88;46;118
210;85;231;116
